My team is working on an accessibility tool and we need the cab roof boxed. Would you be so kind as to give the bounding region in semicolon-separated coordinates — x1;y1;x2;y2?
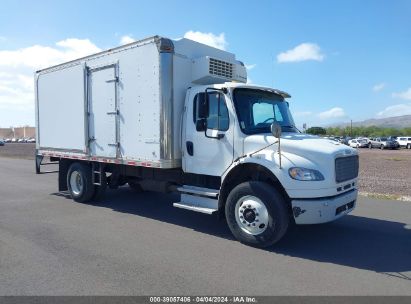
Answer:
219;83;291;98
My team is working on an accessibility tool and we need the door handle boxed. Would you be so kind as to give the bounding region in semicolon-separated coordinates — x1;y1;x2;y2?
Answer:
186;141;194;156
107;109;119;115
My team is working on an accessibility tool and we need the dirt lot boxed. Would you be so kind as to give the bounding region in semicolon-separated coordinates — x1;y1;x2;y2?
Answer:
0;143;35;160
1;143;410;197
357;148;411;197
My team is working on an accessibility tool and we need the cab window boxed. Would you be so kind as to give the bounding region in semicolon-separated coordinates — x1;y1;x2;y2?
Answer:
193;92;229;131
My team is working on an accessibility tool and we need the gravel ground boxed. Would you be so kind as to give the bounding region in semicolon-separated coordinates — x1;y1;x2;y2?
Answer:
1;143;410;196
0;143;35;160
357;148;411;197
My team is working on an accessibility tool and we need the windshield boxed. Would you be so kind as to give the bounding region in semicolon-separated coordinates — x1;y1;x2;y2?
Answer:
233;88;298;135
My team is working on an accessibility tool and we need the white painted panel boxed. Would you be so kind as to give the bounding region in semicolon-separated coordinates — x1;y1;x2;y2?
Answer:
116;44;161;161
37;64;85;151
173;38;236;62
172;55;192;160
89;66;117;158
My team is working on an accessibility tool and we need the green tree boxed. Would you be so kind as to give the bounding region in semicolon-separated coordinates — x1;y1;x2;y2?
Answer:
307;127;326;135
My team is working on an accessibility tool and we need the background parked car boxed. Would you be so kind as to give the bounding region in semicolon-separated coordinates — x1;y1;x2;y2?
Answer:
0;139;4;146
340;136;352;145
349;138;368;148
396;136;411;149
369;137;399;149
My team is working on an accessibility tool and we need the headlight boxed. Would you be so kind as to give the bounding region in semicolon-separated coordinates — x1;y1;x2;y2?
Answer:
288;167;324;181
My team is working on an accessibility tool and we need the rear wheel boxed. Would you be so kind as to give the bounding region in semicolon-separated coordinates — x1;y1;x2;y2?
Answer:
225;181;289;248
67;162;95;203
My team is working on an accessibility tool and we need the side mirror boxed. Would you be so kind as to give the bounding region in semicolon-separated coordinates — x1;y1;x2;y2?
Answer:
205;129;225;139
196;118;207;132
271;122;282;138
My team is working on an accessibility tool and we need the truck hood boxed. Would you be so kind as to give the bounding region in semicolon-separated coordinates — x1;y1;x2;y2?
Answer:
243;133;357;181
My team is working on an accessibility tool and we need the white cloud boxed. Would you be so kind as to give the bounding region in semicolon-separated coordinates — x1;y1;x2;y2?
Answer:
245;64;256;70
183;31;227;50
377;103;411;118
317;107;346;120
120;35;135;45
392;87;411;100
277;43;324;63
0;38;101;125
372;83;385;92
0;38;101;69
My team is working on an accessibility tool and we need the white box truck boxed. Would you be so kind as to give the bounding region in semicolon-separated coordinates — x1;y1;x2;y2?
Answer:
35;35;359;247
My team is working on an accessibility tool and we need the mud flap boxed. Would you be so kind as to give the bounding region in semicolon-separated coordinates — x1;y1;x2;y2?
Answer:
58;159;70;191
35;154;43;174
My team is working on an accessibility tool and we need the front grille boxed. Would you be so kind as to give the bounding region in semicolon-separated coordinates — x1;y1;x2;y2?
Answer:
335;155;359;183
209;58;233;79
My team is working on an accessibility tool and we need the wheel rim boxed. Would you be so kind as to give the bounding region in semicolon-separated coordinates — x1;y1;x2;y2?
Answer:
235;195;269;235
69;170;83;196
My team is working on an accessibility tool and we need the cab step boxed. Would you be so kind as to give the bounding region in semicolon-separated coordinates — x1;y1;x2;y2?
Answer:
177;185;219;198
173;192;218;215
173;203;217;214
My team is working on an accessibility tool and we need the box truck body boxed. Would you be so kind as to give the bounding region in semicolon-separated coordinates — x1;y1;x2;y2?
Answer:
35;35;359;248
36;36;245;168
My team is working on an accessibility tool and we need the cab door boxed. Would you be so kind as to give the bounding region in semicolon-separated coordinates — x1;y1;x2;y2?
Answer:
183;89;234;176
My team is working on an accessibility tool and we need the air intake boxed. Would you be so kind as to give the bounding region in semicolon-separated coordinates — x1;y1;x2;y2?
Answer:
192;56;247;84
209;58;233;79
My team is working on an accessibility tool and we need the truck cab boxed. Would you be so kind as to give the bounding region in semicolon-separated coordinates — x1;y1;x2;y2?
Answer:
180;82;358;239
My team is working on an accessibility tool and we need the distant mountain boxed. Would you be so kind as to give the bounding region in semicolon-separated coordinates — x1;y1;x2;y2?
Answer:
330;115;411;129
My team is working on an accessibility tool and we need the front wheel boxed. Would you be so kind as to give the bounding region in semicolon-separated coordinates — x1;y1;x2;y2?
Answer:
225;181;289;248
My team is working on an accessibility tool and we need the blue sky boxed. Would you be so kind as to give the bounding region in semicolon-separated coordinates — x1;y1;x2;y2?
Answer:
0;0;410;129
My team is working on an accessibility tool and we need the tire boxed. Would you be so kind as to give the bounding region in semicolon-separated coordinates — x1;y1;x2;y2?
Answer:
225;181;289;248
380;145;384;150
408;144;411;149
67;162;95;203
368;143;372;149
